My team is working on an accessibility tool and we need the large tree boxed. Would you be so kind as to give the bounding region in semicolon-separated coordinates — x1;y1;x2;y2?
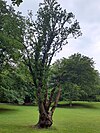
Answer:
22;0;81;128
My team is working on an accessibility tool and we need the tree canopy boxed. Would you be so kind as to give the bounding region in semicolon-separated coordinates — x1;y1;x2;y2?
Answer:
50;53;99;104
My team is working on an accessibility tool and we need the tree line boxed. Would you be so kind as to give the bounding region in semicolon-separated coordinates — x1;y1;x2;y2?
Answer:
1;52;100;104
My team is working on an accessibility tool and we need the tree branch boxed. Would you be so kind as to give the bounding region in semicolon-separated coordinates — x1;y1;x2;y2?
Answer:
51;87;61;114
47;88;56;111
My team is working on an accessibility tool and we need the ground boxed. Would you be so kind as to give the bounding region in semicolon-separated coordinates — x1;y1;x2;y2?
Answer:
0;102;100;133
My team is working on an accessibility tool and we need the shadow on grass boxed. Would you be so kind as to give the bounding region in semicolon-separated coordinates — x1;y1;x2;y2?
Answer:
0;123;58;132
30;125;57;132
57;103;98;109
0;108;18;114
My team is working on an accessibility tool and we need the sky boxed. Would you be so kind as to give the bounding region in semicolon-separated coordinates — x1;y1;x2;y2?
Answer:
7;0;100;72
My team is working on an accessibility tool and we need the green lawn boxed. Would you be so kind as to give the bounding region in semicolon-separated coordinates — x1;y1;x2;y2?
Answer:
0;102;100;133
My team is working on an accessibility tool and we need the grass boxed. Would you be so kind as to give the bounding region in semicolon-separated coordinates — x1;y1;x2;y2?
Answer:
0;102;100;133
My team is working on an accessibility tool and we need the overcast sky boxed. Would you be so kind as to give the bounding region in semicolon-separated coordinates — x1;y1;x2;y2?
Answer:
7;0;100;72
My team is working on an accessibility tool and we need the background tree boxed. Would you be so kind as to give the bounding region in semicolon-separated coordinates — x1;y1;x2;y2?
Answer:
66;53;98;101
50;53;99;105
0;0;33;104
0;0;25;73
62;83;80;107
0;62;35;104
22;0;81;128
94;72;100;101
49;59;80;106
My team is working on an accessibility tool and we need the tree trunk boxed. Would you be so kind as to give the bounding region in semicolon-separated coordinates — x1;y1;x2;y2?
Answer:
69;100;72;107
36;84;61;128
36;111;53;128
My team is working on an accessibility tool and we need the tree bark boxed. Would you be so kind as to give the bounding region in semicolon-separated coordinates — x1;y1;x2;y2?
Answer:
35;87;61;128
36;111;53;128
51;87;61;113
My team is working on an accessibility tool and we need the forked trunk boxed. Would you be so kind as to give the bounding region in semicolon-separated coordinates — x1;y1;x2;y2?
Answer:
36;111;53;128
35;87;61;128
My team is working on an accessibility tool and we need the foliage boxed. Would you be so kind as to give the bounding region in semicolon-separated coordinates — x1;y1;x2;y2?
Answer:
0;63;35;104
0;0;25;72
62;82;81;106
11;0;23;6
0;0;35;104
50;53;100;103
95;72;100;101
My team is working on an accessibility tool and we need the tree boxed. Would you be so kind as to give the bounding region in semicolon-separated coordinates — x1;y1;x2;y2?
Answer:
22;0;81;128
94;71;100;101
63;82;80;107
0;62;35;104
50;58;80;106
66;53;98;101
50;53;98;104
0;0;25;73
0;0;28;104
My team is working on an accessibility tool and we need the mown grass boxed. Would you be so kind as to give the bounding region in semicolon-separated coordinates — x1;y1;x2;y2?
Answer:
0;102;100;133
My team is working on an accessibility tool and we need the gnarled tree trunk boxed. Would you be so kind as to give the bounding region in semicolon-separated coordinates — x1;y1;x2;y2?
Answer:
36;87;61;128
36;111;53;128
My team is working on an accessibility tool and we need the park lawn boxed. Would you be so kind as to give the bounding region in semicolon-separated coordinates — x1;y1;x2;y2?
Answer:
0;102;100;133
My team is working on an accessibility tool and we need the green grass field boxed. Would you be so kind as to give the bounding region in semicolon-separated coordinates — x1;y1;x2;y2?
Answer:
0;102;100;133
